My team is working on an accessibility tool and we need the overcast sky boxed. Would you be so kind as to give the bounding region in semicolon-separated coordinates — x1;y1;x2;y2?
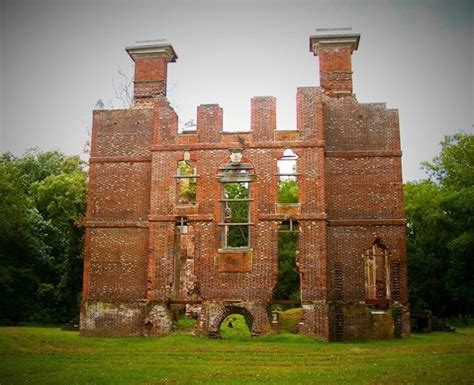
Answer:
0;0;472;181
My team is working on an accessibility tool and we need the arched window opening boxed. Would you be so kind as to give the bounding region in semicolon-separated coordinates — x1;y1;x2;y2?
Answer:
277;149;299;203
364;239;391;304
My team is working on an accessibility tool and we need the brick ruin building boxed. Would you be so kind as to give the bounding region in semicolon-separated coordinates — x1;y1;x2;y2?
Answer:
80;33;410;340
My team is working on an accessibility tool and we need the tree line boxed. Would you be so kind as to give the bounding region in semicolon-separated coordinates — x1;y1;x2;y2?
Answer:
0;132;472;324
0;151;86;324
404;133;473;318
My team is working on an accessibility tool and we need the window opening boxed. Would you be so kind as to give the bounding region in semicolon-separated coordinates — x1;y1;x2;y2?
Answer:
176;159;197;205
364;240;390;303
176;216;189;234
277;149;299;203
222;181;250;248
217;151;255;249
273;220;300;301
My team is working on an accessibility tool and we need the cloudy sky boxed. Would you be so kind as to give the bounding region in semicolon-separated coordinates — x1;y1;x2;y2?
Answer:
0;0;472;181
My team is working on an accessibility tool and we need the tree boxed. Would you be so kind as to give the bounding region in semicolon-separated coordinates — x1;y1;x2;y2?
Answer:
405;132;473;317
273;223;300;301
422;132;474;189
0;150;87;324
223;182;250;247
277;179;298;203
177;161;196;204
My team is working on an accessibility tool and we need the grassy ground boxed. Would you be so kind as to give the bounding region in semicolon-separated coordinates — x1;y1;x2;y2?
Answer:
278;307;303;333
0;320;473;384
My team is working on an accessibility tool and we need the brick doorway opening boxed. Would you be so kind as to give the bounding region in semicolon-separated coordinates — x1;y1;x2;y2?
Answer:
209;306;254;338
219;313;252;338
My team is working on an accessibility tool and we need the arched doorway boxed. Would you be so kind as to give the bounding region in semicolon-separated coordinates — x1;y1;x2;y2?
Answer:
220;314;252;338
206;305;260;338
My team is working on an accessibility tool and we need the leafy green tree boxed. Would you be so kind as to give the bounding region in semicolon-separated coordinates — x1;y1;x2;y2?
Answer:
223;182;249;247
278;179;298;203
422;132;474;189
273;223;300;300
0;150;87;324
177;161;196;204
405;132;473;317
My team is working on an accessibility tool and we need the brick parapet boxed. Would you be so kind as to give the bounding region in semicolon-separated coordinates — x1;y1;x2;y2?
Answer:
197;104;223;143
251;96;276;140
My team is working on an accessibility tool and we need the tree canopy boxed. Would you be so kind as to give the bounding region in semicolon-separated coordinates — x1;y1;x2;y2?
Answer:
404;132;473;317
0;150;87;324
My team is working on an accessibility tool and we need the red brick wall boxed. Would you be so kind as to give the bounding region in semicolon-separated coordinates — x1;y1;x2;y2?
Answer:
319;46;352;72
325;157;404;220
251;97;276;141
296;87;323;140
81;36;409;340
318;46;353;94
91;109;153;157
324;98;400;152
82;107;153;335
87;228;149;300
133;56;168;99
326;226;407;303
88;162;151;222
322;79;408;340
197;104;223;143
135;57;167;81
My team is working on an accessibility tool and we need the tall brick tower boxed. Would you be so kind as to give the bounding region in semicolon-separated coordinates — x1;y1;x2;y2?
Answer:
80;34;410;340
303;33;410;339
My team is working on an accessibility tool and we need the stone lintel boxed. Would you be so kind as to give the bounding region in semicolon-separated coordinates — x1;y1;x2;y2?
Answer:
126;43;178;63
309;34;360;56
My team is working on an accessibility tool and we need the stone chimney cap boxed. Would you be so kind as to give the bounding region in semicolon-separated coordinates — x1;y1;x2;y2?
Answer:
309;34;360;56
126;43;178;63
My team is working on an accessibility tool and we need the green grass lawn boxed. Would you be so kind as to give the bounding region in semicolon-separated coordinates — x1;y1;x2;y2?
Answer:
0;319;473;384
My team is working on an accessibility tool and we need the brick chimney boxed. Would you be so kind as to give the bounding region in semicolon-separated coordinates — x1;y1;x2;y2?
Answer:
309;33;360;96
126;43;177;103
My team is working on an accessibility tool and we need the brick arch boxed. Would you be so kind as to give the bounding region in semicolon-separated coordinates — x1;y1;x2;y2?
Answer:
276;147;301;159
371;235;388;251
208;305;259;338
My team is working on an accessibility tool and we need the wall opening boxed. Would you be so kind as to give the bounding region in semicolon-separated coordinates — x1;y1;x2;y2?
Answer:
208;305;256;338
219;314;252;338
172;217;197;302
217;158;255;250
222;181;250;248
277;149;299;203
364;239;391;304
176;159;197;205
273;219;300;301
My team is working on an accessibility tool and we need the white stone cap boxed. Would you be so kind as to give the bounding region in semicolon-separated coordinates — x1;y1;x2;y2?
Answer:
309;33;360;56
126;43;177;62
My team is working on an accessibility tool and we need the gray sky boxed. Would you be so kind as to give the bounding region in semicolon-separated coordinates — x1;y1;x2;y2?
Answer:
0;0;473;181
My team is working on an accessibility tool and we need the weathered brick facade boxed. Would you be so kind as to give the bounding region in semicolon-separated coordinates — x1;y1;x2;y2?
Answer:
80;33;410;340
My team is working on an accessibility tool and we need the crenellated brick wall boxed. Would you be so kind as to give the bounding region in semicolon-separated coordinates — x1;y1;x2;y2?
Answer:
81;34;410;340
